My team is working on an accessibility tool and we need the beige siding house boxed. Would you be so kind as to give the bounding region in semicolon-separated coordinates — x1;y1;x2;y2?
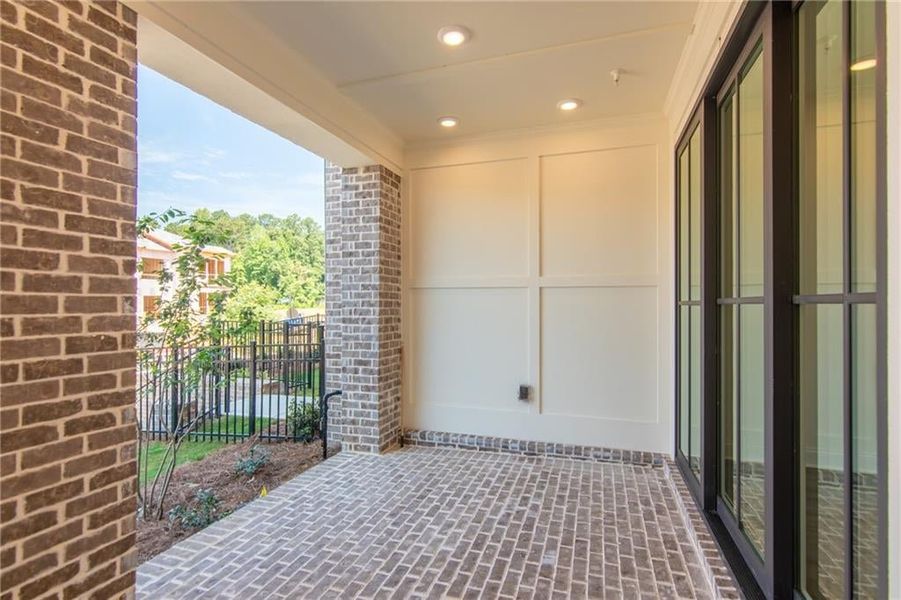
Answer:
136;229;232;323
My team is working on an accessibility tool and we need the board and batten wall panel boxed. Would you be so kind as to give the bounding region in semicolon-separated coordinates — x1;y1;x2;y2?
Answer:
411;288;530;414
541;287;658;423
540;146;658;280
404;117;672;453
410;160;530;282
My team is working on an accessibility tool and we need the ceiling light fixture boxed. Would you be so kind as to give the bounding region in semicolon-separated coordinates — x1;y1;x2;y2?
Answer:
438;116;459;128
438;25;469;47
557;98;582;111
850;58;877;71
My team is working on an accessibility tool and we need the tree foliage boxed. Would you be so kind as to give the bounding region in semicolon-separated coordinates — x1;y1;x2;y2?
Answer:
165;210;325;313
137;208;233;520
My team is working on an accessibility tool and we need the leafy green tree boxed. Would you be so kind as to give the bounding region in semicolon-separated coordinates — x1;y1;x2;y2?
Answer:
164;208;256;251
229;216;325;309
136;208;234;520
165;209;325;319
223;281;279;322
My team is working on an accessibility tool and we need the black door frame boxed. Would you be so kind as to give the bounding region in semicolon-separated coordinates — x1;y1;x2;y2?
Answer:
672;1;887;598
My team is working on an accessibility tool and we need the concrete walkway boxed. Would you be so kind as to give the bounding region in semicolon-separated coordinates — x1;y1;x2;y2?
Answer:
137;447;736;599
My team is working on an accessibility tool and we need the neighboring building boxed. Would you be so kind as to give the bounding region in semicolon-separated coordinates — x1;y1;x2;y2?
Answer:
137;229;234;323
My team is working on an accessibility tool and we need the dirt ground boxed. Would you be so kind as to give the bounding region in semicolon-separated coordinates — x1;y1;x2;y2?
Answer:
137;438;331;564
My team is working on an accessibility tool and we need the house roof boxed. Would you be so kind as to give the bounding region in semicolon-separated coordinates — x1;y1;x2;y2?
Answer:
141;229;235;256
136;236;169;253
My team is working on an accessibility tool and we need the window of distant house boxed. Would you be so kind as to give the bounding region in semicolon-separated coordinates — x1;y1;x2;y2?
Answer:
198;292;209;315
143;296;160;315
205;259;225;280
141;258;163;279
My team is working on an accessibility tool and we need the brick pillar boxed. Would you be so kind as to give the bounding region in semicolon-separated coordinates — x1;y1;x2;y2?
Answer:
324;163;402;453
0;2;139;598
323;162;343;445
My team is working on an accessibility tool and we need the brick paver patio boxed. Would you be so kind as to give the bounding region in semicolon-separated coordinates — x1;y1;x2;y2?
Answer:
137;447;731;599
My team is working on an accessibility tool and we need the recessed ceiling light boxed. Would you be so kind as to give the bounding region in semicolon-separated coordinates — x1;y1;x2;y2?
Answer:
438;25;469;47
438;116;459;128
850;58;877;71
557;98;582;111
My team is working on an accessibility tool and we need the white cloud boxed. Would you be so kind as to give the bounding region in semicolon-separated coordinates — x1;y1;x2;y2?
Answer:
140;149;182;164
172;171;217;183
218;171;253;180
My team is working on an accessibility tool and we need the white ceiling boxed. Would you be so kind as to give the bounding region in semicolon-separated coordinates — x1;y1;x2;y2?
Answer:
238;1;698;143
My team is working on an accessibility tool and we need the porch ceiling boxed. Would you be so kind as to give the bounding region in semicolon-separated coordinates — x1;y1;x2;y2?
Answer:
241;1;698;142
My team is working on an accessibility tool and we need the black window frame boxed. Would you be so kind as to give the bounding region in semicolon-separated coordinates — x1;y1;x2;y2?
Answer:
674;108;710;503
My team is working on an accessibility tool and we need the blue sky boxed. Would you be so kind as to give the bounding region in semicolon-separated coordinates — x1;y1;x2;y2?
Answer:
137;65;325;223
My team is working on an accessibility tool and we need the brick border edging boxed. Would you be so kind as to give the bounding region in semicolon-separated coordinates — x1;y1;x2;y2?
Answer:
662;461;743;599
403;429;667;467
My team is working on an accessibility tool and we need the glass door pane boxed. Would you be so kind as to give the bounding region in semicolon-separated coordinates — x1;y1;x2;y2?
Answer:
720;93;737;299
739;304;765;557
676;125;702;480
690;305;701;475
798;0;844;296
690;132;701;301
716;42;766;560
851;0;877;293
680;306;690;458
799;304;845;599
738;52;765;298
852;304;878;598
680;148;690;302
720;304;737;509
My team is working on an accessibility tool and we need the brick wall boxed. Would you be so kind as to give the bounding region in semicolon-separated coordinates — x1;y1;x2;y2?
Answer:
324;163;402;453
0;1;138;598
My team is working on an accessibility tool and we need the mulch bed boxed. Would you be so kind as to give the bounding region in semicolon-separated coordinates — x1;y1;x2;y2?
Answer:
137;438;329;564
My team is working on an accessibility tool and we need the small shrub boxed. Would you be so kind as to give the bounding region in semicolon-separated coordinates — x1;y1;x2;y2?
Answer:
168;489;222;529
287;401;320;441
235;445;269;476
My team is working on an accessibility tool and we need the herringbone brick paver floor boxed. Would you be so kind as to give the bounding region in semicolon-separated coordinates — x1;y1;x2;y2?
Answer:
137;447;716;599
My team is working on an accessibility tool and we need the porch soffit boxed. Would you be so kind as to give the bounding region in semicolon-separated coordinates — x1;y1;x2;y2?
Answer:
128;1;711;169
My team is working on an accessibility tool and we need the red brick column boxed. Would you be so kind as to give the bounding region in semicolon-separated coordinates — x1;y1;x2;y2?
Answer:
0;1;139;597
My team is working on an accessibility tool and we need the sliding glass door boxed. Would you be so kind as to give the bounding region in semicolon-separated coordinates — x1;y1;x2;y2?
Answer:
717;40;766;561
796;0;883;597
673;1;886;597
676;122;702;486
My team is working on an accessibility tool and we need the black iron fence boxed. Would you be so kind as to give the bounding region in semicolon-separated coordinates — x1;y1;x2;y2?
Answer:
216;315;325;349
137;329;325;446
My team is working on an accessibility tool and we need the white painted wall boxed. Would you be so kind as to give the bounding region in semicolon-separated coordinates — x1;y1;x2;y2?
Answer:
403;116;672;453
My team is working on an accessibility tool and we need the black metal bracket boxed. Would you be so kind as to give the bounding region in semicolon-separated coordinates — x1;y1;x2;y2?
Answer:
320;390;342;460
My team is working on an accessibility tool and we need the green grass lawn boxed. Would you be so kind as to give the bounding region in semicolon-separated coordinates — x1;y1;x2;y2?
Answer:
195;415;272;436
139;440;224;484
138;416;273;483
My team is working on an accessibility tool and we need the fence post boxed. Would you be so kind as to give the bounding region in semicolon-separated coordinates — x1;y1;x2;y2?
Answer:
282;320;290;393
224;346;231;413
248;340;257;437
213;346;221;418
170;347;180;439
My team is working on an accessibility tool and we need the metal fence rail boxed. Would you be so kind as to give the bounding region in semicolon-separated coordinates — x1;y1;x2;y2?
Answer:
137;332;325;445
217;316;325;349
